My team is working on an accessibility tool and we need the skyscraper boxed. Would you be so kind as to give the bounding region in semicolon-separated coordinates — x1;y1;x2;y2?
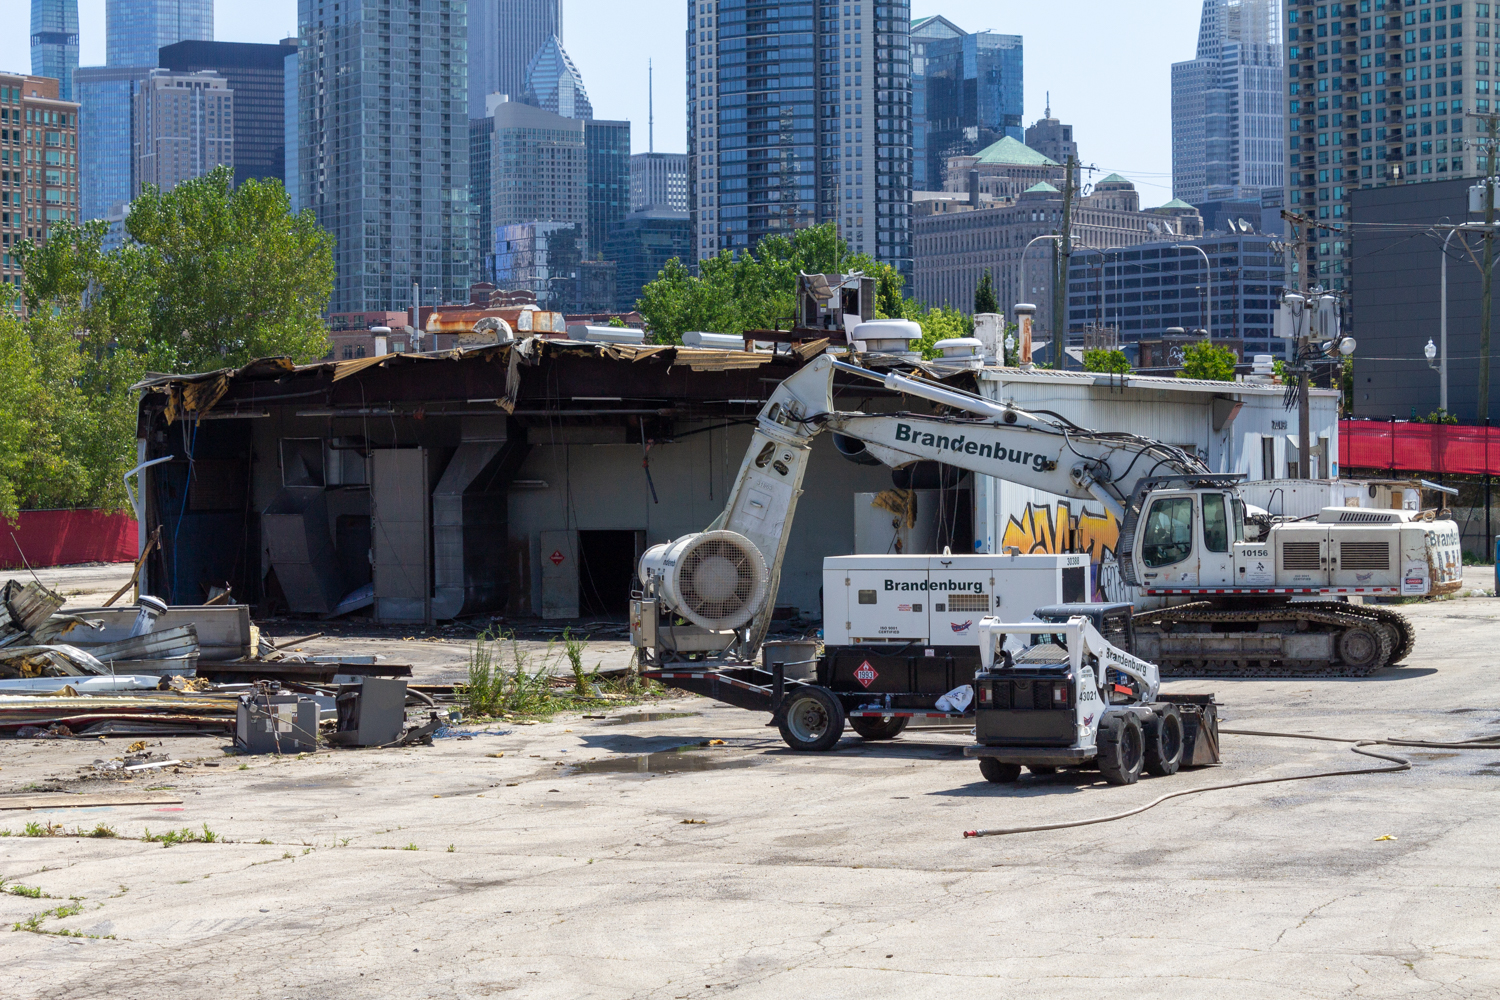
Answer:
522;36;593;120
284;42;299;211
1171;0;1283;207
469;0;563;119
158;40;298;189
133;69;233;196
30;0;80;102
910;16;1023;193
585;118;631;259
76;0;215;221
106;0;215;68
0;73;81;289
689;0;913;276
299;0;471;314
631;152;689;213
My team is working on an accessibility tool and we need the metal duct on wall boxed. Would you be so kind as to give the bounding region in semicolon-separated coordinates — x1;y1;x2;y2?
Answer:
430;418;530;620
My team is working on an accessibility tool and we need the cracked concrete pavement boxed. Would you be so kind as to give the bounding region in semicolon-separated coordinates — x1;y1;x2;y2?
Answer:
1;588;1498;998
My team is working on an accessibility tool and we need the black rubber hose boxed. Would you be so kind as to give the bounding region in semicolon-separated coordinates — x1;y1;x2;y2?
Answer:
962;729;1500;839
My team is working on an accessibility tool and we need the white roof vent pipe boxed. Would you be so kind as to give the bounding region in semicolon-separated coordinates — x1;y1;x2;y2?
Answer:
932;337;984;368
851;319;923;360
682;331;746;350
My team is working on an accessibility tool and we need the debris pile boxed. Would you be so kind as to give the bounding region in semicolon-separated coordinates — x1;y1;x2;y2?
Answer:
0;582;202;680
0;578;407;741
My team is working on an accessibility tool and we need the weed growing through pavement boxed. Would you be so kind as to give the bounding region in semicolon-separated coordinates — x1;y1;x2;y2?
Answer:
403;843;419;851
458;629;664;721
11;900;114;939
3;882;46;899
141;825;221;847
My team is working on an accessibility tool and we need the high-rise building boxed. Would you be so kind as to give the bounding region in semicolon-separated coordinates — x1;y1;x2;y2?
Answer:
1172;0;1283;207
106;0;215;69
630;152;689;213
76;66;143;221
0;73;81;291
299;0;471;314
585;118;631;259
1282;1;1498;294
134;69;233;196
31;1;80;103
158;39;297;188
522;36;593;120
77;0;215;222
1066;231;1289;363
468;0;563;120
488;100;587;241
689;0;913;276
469;115;493;276
605;209;694;311
910;16;1023;192
284;42;298;210
913;172;1204;336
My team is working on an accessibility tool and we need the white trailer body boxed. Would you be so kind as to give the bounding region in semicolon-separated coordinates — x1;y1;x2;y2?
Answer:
822;553;1090;646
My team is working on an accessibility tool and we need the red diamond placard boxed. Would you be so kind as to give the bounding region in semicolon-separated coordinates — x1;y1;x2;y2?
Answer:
853;661;878;688
549;549;566;567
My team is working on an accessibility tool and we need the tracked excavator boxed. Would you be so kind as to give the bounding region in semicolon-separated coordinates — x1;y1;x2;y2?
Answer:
632;354;1462;698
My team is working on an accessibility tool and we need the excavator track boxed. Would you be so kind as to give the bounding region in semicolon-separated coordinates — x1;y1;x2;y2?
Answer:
1298;602;1416;664
1133;604;1396;678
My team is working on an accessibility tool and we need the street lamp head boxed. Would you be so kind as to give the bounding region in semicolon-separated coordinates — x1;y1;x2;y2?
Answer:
1425;338;1438;361
1338;337;1357;357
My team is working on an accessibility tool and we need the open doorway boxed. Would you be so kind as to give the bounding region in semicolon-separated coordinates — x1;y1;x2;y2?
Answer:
578;530;644;616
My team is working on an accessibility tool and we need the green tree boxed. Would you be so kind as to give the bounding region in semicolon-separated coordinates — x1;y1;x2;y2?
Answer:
1178;340;1239;382
904;302;970;360
973;269;999;315
121;167;334;370
8;170;333;513
1083;348;1131;374
607;315;627;328
636;223;903;344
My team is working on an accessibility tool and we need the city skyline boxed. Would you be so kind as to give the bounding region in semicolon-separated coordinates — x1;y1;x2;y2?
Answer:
2;0;1204;184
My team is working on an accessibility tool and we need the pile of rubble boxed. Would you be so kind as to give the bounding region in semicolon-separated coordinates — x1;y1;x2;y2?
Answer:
0;579;421;746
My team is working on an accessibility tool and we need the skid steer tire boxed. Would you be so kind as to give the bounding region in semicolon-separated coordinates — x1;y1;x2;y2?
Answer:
1097;713;1145;786
1144;706;1184;777
777;686;845;752
979;757;1022;783
849;716;910;741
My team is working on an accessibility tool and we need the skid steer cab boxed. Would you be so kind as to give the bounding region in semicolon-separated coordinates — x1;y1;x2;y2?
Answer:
964;612;1221;786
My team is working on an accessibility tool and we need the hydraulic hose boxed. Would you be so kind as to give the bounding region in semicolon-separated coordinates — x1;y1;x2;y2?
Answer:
962;728;1500;839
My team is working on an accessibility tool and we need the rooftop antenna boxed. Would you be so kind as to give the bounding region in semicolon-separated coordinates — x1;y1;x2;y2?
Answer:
649;59;654;153
1045;91;1052;119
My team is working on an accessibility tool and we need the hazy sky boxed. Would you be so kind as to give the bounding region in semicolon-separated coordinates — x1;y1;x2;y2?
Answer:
0;0;1207;199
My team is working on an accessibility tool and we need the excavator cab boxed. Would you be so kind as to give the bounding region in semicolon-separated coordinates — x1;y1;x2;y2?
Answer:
1131;487;1248;589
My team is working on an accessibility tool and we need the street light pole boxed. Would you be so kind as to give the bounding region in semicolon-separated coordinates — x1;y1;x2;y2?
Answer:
1174;243;1213;342
1020;233;1065;356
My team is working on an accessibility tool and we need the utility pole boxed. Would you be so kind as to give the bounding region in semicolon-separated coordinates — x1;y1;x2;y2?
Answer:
1279;209;1316;479
1053;154;1076;367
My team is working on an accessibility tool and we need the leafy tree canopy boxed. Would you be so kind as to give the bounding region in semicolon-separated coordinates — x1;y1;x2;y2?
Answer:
3;169;333;513
637;224;904;344
1178;339;1239;382
1083;348;1131;374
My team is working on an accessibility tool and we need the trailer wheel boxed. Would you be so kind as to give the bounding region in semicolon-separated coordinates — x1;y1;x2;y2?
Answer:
849;716;909;741
978;758;1021;783
777;686;845;752
1144;706;1183;777
1097;713;1145;786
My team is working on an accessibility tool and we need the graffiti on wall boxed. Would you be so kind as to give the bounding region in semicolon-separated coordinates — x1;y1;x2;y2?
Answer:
1001;501;1120;564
